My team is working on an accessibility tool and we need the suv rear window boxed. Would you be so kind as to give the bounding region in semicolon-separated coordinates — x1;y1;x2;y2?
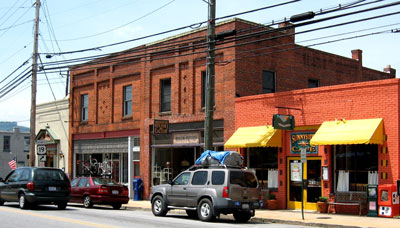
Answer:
212;171;225;185
34;169;67;181
230;171;257;188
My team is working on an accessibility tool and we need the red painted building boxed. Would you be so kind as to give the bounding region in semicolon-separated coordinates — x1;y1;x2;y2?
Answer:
68;18;394;199
228;78;400;214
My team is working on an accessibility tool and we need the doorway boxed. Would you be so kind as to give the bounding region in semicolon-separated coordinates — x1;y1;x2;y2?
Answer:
287;157;322;210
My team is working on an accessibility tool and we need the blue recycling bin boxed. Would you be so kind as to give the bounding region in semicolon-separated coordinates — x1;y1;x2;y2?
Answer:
133;178;143;201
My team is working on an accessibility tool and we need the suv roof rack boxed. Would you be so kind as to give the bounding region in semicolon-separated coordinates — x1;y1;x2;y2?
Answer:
187;164;244;171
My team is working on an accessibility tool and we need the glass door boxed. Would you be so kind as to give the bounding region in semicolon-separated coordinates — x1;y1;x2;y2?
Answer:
287;157;322;210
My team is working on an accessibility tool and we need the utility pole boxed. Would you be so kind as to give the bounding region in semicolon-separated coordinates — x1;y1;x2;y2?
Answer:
204;0;216;151
29;0;40;167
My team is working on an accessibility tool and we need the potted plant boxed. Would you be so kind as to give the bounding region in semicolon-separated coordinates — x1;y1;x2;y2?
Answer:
267;193;278;210
317;196;328;213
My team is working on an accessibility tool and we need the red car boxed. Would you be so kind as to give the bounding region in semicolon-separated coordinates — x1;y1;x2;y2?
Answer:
70;177;129;209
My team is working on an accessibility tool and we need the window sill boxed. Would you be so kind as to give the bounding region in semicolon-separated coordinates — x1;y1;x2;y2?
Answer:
122;115;133;121
80;121;88;125
159;111;171;116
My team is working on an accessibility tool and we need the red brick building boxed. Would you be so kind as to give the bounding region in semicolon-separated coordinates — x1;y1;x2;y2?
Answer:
228;78;400;214
68;18;394;199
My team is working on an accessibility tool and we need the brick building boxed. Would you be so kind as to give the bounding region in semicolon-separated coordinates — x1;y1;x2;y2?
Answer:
68;18;394;198
227;78;400;214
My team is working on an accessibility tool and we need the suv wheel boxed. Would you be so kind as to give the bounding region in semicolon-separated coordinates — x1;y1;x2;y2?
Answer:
197;198;214;222
83;195;93;208
233;210;252;223
57;202;68;210
152;195;167;216
19;194;29;209
186;210;198;219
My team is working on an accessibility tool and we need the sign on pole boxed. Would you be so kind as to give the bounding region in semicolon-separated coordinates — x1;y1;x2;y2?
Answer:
37;145;46;155
38;155;46;162
300;148;307;163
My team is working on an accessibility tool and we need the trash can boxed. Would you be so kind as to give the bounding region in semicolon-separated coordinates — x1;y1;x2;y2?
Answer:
378;184;399;218
133;178;143;201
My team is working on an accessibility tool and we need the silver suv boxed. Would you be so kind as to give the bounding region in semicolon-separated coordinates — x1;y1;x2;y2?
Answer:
150;166;261;222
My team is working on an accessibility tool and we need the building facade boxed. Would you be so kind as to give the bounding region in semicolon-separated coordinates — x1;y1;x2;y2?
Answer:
0;127;30;178
35;97;70;175
68;18;394;198
228;78;400;214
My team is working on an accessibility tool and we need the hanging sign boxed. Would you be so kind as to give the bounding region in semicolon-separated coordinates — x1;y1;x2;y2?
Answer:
153;119;169;134
273;114;295;130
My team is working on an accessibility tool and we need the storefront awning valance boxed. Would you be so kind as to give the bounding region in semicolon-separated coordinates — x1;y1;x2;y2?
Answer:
225;125;281;148
310;118;384;145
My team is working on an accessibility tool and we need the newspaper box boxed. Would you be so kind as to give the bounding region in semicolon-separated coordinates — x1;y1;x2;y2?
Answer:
378;184;399;218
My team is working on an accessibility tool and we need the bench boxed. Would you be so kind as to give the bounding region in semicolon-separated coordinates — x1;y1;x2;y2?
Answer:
327;192;367;216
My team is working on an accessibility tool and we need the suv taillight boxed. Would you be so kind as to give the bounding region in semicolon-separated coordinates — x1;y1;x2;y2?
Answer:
222;186;229;198
27;181;35;191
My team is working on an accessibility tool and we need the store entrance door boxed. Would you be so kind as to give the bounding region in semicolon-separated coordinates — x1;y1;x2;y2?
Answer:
287;157;322;210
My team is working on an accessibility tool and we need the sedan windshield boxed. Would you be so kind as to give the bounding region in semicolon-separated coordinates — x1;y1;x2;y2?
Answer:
92;178;119;186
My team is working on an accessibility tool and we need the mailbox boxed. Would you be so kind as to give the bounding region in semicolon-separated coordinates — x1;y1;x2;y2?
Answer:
378;184;399;218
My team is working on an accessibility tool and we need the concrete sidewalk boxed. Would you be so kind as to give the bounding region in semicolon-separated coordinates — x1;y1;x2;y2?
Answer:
123;200;400;228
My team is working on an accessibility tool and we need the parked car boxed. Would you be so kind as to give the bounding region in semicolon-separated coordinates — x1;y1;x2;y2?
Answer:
70;176;129;209
0;167;70;209
150;165;261;222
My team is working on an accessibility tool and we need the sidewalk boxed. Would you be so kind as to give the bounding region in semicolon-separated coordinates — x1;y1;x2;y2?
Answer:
122;200;400;228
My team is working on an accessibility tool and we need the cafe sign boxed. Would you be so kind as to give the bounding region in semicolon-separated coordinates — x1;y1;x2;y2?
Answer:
290;132;318;154
173;132;200;144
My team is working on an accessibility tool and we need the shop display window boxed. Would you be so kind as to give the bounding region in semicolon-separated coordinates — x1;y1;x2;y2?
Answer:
248;147;278;189
334;144;378;192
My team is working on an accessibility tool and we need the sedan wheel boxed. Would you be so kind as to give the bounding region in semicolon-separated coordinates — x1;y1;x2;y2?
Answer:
112;204;122;210
0;199;4;206
19;194;29;209
83;195;93;208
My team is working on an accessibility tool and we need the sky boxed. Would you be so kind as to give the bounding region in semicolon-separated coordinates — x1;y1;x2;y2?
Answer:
0;0;399;128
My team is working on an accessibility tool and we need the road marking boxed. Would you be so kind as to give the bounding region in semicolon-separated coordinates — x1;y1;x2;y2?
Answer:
0;207;121;228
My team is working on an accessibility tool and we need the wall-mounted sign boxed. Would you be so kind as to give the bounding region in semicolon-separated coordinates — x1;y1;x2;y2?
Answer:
154;119;169;134
173;132;199;144
273;114;295;130
290;132;318;154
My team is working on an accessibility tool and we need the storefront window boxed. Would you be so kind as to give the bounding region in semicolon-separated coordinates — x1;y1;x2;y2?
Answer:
248;147;278;189
75;153;128;184
335;144;378;191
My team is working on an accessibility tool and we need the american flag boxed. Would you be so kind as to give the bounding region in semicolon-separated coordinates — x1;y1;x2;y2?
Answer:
8;159;16;170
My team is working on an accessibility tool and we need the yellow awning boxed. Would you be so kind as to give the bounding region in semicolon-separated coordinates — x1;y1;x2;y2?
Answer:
225;125;281;148
310;118;384;145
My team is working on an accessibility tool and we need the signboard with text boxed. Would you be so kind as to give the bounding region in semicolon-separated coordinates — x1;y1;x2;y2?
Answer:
153;119;169;134
290;132;318;154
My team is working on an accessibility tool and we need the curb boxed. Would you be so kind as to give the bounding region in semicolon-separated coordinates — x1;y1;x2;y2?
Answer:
251;217;362;228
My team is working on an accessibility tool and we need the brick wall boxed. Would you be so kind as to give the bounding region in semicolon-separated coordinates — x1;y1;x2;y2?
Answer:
234;78;400;209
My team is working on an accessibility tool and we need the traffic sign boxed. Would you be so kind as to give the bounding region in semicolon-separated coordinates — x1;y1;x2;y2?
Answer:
37;145;46;155
38;155;46;162
300;148;307;163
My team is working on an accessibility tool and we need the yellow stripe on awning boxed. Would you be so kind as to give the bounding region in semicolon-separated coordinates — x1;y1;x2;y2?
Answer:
225;125;281;148
310;118;384;146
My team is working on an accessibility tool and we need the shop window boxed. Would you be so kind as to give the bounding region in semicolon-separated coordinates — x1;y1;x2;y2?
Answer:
160;78;171;112
334;144;378;192
123;85;132;116
81;94;88;121
192;171;208;185
262;70;275;94
248;147;278;189
3;135;10;152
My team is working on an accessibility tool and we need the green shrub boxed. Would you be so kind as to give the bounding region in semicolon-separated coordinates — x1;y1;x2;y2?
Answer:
318;196;328;202
268;193;276;200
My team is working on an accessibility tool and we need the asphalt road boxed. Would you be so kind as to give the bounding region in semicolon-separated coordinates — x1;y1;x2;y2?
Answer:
0;203;314;228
